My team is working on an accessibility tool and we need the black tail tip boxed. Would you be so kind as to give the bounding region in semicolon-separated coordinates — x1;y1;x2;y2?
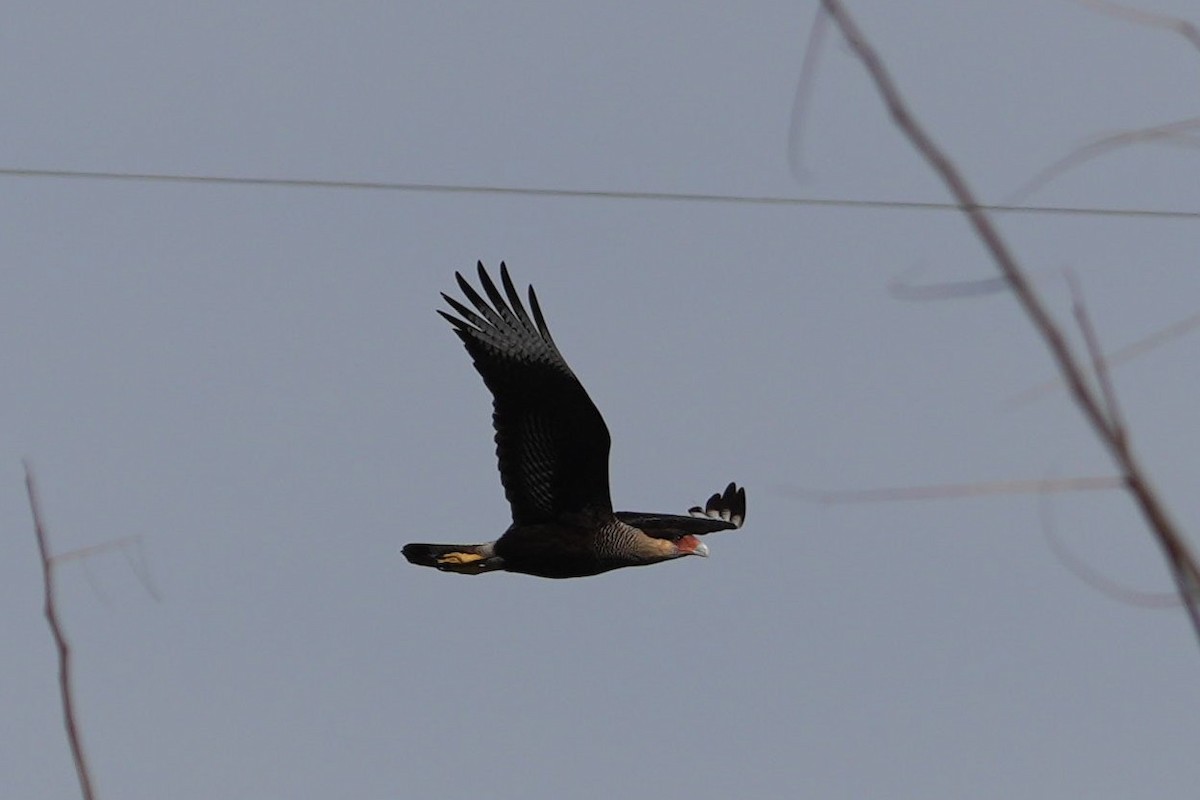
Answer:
402;543;441;567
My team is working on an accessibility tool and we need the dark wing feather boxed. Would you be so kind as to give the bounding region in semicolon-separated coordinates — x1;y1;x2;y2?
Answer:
687;482;747;527
619;482;747;540
615;511;736;539
440;262;613;523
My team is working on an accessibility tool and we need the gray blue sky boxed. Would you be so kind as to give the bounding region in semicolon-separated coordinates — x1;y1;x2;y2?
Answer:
4;2;1200;798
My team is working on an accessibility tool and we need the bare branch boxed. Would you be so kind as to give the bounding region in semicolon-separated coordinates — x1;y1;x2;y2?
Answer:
1038;486;1180;609
887;273;1009;301
819;0;1200;646
1008;307;1200;406
776;475;1123;505
887;263;1064;302
53;533;162;603
1005;4;1200;204
25;462;98;800
1008;116;1200;203
779;473;1176;606
52;534;142;565
123;536;163;603
1076;0;1200;54
787;6;831;181
1065;270;1126;443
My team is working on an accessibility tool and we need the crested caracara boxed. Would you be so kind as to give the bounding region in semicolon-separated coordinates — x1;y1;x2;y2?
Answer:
402;262;746;579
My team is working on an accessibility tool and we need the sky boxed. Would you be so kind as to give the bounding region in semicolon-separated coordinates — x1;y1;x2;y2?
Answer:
3;2;1200;798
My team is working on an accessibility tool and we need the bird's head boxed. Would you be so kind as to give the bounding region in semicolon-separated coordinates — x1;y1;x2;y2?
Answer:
674;534;710;559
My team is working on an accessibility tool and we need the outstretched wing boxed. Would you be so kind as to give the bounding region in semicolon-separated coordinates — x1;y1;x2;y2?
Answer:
618;482;747;540
439;262;613;524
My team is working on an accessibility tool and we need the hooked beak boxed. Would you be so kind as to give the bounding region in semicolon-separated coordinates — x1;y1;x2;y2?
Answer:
690;541;710;558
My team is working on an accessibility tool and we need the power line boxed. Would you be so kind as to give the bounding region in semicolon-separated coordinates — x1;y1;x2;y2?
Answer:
1;165;1197;220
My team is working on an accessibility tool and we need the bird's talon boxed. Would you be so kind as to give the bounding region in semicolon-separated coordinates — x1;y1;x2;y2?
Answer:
436;552;484;565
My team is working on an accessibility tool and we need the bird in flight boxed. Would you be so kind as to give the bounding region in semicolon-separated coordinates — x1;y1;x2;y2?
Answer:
403;262;746;579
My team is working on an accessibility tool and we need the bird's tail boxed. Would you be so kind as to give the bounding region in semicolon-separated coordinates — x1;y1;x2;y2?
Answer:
402;542;503;575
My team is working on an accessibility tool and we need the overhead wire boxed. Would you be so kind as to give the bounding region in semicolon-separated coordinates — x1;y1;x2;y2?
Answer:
1;166;1198;220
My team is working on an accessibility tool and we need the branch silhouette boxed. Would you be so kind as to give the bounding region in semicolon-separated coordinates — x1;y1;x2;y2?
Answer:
25;462;97;800
1008;116;1200;204
1008;307;1200;407
1077;0;1200;54
776;475;1124;505
1009;3;1200;204
818;0;1200;647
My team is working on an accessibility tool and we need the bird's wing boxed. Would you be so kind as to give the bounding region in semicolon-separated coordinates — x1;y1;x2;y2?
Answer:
689;482;747;527
614;512;736;538
618;482;747;540
439;262;613;523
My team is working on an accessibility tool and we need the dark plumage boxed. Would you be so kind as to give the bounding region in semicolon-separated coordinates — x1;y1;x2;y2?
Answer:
402;262;747;579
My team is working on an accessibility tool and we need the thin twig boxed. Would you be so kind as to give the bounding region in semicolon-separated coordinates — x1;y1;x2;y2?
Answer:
123;537;163;603
1038;484;1179;609
819;0;1200;646
782;474;1176;607
885;275;1200;406
887;273;1009;301
52;534;162;603
25;461;97;800
1076;0;1200;54
1007;116;1200;203
51;534;142;565
1008;307;1200;407
1009;1;1200;203
1065;270;1126;445
776;475;1123;505
787;6;830;181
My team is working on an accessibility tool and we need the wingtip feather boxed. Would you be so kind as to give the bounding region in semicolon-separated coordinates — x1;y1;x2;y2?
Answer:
528;285;554;342
689;482;746;528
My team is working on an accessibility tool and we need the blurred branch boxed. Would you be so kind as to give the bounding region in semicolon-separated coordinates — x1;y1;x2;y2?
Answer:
1076;0;1200;54
787;6;830;181
1008;307;1200;407
887;272;1009;301
25;462;97;800
1037;483;1180;609
1065;270;1127;444
819;0;1200;647
53;534;162;603
1008;116;1200;203
52;534;141;564
776;475;1122;505
1009;3;1200;202
780;474;1178;607
883;273;1200;407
